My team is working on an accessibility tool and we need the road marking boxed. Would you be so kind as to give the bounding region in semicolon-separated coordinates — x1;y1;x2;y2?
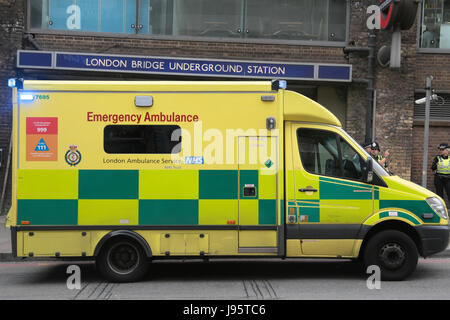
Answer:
242;280;277;299
420;258;450;264
0;262;63;268
0;261;93;268
73;281;118;300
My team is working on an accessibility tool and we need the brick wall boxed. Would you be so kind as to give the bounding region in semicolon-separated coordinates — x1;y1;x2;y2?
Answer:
415;54;450;90
372;24;417;180
29;34;349;64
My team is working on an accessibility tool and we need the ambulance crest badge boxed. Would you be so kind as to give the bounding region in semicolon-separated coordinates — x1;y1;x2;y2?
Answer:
65;145;81;166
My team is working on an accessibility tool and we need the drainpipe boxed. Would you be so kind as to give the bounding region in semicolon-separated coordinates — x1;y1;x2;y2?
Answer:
343;0;377;143
366;16;376;143
23;34;41;50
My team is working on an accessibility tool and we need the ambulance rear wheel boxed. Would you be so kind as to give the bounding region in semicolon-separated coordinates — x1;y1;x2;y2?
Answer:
363;230;418;281
96;238;149;283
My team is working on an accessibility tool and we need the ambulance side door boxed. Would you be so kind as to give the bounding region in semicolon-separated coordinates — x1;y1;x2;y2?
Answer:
287;123;373;257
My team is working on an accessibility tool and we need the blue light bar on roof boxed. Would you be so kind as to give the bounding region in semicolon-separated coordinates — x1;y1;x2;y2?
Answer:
8;78;16;88
20;94;34;101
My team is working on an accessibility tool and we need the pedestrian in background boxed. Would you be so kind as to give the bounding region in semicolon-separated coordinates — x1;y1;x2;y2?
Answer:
431;143;450;203
362;141;372;155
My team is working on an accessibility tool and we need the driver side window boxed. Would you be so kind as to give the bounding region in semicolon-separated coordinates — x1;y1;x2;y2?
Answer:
297;128;364;181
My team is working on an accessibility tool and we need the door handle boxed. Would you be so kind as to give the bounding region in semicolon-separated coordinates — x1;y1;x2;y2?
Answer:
298;188;318;192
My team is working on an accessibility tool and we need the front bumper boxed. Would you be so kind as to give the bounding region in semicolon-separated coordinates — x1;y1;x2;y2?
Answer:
416;224;450;257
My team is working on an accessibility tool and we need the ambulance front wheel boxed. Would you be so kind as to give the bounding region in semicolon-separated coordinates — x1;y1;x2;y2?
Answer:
96;238;149;283
363;230;418;281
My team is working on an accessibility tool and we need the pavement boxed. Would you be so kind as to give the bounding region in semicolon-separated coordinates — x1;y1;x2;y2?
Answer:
1;214;450;261
0;215;12;261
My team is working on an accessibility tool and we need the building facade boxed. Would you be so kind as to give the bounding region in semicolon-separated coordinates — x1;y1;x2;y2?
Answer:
1;0;449;213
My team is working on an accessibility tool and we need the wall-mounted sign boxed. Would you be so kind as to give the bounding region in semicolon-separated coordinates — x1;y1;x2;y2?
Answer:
379;0;419;30
17;50;352;82
379;0;395;29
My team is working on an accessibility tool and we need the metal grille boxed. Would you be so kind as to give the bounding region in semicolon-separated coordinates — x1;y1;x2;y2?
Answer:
414;93;450;121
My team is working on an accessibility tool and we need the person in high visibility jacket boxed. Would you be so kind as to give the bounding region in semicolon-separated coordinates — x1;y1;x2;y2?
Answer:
371;141;390;171
431;143;450;203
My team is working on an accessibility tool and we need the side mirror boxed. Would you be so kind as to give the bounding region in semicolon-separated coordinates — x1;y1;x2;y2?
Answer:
363;157;373;183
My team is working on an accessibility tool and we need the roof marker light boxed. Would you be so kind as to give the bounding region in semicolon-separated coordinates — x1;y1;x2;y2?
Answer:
271;79;287;90
20;94;34;101
8;78;16;88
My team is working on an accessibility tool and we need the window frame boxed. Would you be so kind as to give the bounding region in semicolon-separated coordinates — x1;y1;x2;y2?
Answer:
26;0;350;47
417;0;450;53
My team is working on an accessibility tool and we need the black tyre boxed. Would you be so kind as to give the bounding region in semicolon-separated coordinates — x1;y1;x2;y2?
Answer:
363;230;418;281
96;238;149;283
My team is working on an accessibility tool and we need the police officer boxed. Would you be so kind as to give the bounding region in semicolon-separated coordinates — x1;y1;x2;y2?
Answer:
431;143;450;203
371;141;390;170
362;141;372;155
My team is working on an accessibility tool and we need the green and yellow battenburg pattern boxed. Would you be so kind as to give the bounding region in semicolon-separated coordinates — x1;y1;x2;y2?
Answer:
16;169;278;226
286;176;440;226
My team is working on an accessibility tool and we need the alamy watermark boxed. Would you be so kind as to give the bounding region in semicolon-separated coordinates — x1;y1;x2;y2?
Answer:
163;122;279;173
366;5;383;30
66;265;81;290
366;265;381;290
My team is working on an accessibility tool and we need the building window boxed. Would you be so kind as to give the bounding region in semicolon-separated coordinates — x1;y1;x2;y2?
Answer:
245;0;346;41
104;125;182;154
30;0;149;34
420;0;450;49
414;93;450;121
29;0;347;42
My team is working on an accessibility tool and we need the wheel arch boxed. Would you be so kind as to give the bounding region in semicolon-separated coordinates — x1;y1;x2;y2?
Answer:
358;219;423;259
93;230;152;258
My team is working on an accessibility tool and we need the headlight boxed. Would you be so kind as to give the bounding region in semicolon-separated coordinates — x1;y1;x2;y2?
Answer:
426;197;448;219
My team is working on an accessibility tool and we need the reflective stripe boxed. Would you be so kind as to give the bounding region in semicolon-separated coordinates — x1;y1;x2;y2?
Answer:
377;155;387;168
437;156;450;175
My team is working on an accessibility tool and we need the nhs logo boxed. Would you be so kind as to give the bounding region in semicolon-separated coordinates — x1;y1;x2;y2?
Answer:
185;156;204;165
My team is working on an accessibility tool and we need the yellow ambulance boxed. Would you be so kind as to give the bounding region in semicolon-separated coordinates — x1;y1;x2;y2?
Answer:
5;79;449;282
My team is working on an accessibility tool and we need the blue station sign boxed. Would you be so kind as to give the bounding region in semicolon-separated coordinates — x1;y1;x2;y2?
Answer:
17;50;352;82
